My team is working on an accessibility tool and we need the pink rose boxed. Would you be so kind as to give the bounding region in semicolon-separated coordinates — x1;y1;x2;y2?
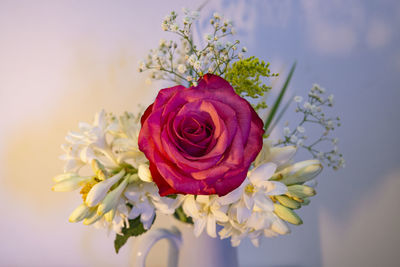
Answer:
138;74;264;196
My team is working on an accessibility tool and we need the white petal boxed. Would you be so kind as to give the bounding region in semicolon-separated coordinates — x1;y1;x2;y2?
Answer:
212;209;229;223
80;146;95;163
206;216;217;238
140;202;155;221
53;173;79;183
64;159;84;173
193;218;206;237
254;193;274;212
246;213;265;230
196;195;210;204
218;183;244;205
138;164;152;182
52;176;90;192
124;185;141;202
182;195;199;218
94;110;107;129
269;146;297;166
271;218;290;235
231;236;242;247
141;212;156;230
129;206;141;219
266;181;288;196
264;229;279;237
236;202;252;223
249;163;277;186
243;193;254;210
250;237;260;247
218;225;232;239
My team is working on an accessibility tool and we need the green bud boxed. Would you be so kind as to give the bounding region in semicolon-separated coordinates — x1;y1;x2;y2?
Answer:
83;211;102;225
69;204;94;223
273;204;303;225
275;195;301;209
287;185;316;198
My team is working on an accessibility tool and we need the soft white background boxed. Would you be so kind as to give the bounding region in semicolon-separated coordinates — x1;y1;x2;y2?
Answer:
0;0;399;266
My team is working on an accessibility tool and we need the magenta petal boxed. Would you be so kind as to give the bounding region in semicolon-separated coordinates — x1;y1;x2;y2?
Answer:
138;74;264;196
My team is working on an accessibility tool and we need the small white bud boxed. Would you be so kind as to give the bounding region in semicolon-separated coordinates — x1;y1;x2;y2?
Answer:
283;127;290;136
177;64;187;74
294;96;303;103
297;126;305;133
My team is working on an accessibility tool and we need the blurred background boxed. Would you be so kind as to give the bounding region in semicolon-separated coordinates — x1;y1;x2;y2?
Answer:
1;0;399;266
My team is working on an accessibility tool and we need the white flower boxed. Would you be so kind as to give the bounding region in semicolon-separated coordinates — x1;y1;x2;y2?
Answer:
110;112;146;167
219;163;287;224
183;195;229;238
303;102;312;111
204;34;213;42
290;135;298;143
170;23;179;32
328;94;334;105
161;22;168;31
125;182;181;230
188;54;196;65
297;139;304;147
61;110;118;172
193;61;201;71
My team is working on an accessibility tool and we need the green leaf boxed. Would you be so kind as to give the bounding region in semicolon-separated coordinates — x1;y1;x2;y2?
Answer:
264;62;296;132
173;206;193;224
114;215;155;253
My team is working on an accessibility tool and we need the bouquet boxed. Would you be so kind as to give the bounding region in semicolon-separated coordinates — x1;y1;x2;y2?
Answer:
52;8;344;253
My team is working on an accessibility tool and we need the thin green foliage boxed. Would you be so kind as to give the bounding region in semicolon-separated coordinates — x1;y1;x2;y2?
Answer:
264;62;296;132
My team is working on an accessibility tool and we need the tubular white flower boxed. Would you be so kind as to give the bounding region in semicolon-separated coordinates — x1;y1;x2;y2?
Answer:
85;169;126;207
51;176;91;192
53;172;80;183
183;195;229;238
271;160;322;185
255;143;297;167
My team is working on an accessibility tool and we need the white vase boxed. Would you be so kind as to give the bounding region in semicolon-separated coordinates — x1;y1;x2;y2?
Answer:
132;220;238;267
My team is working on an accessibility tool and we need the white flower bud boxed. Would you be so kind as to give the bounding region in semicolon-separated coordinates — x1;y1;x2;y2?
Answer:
85;169;126;207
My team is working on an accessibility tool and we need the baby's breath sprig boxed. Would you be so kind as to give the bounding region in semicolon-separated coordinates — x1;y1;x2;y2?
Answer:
138;9;245;87
278;84;345;170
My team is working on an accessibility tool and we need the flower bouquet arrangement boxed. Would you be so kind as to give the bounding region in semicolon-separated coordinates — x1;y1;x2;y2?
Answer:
52;8;344;253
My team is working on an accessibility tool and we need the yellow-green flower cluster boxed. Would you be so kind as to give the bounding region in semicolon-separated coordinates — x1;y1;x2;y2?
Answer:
224;56;278;110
